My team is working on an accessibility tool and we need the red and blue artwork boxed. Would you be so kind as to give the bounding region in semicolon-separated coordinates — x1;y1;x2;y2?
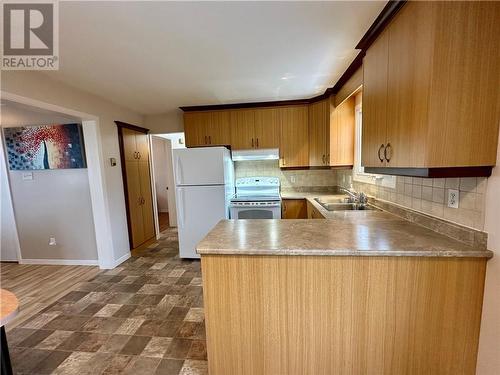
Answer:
4;123;87;170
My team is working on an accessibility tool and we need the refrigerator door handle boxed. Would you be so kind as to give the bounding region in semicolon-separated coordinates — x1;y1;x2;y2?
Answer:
177;188;185;228
175;155;183;185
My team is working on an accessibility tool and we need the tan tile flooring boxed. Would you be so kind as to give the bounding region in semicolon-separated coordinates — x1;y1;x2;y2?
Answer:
6;227;208;375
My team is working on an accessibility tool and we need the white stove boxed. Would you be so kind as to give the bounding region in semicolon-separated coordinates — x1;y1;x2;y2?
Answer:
230;177;281;219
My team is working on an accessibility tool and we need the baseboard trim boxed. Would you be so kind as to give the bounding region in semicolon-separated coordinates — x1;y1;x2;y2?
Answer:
99;252;131;269
20;258;99;266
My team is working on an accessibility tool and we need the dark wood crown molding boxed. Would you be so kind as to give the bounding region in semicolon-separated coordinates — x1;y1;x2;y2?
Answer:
115;121;149;134
356;0;407;50
179;0;407;112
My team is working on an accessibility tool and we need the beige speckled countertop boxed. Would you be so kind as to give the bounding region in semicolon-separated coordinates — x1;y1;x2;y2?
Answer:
197;192;493;258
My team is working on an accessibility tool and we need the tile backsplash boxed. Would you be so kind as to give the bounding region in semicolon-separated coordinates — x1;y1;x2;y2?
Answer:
234;160;488;231
234;161;338;188
337;170;487;231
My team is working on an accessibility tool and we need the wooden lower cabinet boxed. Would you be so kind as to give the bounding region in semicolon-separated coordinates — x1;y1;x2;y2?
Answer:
282;199;307;219
201;255;487;375
307;200;324;219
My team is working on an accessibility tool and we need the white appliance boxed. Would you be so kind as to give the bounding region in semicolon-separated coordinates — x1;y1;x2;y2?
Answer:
230;177;281;219
174;147;234;258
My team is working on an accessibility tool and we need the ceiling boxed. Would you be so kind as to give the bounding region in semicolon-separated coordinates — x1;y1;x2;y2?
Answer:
0;100;80;126
45;1;386;115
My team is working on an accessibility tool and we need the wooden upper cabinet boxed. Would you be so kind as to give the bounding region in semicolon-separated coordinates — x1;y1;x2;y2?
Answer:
184;112;211;147
308;99;330;167
330;96;355;167
362;29;389;168
230;110;255;150
385;2;434;168
209;111;231;146
362;1;500;170
254;108;280;149
279;106;309;168
425;1;500;167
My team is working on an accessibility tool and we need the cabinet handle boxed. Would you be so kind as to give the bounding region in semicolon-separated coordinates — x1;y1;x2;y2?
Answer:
138;196;142;205
204;136;208;144
326;154;330;165
256;138;259;148
378;144;385;163
252;138;254;148
138;152;141;159
209;136;211;144
322;154;325;164
384;143;392;163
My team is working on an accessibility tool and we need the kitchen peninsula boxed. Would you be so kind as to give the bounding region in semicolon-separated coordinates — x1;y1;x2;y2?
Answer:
197;204;492;375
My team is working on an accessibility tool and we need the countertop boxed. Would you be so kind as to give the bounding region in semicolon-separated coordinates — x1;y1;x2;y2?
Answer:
197;192;493;258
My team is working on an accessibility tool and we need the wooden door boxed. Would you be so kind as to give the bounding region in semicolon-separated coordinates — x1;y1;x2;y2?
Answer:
135;132;150;162
209;111;231;145
330;96;355;166
282;199;307;219
308;99;329;166
254;108;280;149
125;161;144;248
184;112;210;147
362;30;389;167
122;128;138;161
279;106;309;168
138;160;155;242
230;110;255;150
385;2;434;167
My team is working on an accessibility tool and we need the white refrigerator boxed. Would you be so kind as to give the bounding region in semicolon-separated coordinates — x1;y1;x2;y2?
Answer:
173;147;234;258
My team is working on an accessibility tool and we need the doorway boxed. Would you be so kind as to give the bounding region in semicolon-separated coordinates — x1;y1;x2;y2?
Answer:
149;132;185;234
0;93;115;268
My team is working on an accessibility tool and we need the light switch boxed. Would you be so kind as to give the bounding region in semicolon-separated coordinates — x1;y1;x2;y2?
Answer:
22;172;33;180
110;157;117;166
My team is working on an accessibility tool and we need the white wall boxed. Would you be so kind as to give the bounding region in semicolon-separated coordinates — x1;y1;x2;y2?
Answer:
151;136;169;213
8;169;97;262
144;111;183;134
1;71;144;264
477;132;500;375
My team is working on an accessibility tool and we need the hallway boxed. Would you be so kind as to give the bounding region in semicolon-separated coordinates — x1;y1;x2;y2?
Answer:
6;227;207;375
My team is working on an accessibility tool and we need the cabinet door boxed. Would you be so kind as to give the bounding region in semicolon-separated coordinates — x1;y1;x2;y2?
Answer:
282;199;307;219
280;106;309;168
184;112;210;147
385;2;434;167
122;128;138;161
308;99;329;166
330;96;355;166
135;132;150;162
426;1;500;167
362;30;389;167
254;108;280;149
139;161;155;242
125;161;145;248
209;111;231;146
230;110;255;150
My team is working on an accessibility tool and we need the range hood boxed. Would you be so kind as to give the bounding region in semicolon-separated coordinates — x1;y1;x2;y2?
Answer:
231;148;279;161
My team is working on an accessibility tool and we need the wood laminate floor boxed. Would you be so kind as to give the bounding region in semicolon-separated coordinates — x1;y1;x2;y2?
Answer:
4;227;207;375
0;262;100;330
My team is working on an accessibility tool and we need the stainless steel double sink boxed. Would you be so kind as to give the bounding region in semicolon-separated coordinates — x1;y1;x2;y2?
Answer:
314;196;376;211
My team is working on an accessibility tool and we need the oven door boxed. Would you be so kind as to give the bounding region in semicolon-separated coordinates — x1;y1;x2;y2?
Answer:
230;203;281;219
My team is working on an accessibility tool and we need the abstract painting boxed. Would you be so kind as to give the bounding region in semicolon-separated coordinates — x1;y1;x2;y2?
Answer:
3;123;87;170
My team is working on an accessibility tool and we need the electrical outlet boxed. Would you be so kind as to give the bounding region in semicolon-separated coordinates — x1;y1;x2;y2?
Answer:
290;176;296;183
49;237;57;246
447;189;459;209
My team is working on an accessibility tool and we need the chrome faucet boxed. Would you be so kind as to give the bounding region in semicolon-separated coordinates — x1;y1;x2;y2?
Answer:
339;187;368;206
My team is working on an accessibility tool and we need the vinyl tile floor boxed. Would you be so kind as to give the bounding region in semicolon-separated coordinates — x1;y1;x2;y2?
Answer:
6;227;208;375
